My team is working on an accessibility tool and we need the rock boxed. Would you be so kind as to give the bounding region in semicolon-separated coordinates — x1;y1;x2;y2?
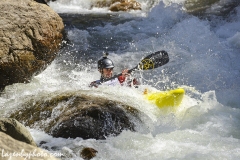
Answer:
109;0;141;12
184;0;240;17
94;0;119;8
184;0;219;14
10;91;142;140
0;118;37;146
80;147;98;160
50;100;136;139
92;0;141;11
0;132;60;160
0;0;64;91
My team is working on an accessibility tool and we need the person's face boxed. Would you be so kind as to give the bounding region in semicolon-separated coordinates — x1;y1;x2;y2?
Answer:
100;68;113;78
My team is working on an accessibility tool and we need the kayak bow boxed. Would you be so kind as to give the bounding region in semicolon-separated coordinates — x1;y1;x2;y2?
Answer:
145;88;185;109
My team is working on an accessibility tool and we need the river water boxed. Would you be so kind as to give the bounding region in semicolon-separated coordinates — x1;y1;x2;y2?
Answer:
1;0;240;159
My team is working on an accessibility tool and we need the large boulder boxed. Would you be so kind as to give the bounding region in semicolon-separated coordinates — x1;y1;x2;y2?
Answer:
10;91;142;140
0;132;60;160
0;0;64;90
0;118;37;146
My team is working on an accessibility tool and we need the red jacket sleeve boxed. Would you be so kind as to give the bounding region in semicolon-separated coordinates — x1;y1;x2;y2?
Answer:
118;75;126;84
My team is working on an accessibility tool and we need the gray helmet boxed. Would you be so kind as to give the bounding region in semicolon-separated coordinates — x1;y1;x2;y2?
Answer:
98;54;114;69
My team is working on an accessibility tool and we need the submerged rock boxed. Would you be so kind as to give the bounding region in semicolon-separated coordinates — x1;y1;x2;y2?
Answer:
10;91;142;140
0;0;64;91
80;147;98;160
184;0;240;17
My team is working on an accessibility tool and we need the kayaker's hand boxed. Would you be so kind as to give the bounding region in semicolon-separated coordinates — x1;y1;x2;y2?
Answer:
121;69;129;79
118;69;129;84
89;81;100;88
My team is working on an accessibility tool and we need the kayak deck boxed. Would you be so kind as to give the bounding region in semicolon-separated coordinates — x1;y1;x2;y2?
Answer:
144;88;185;109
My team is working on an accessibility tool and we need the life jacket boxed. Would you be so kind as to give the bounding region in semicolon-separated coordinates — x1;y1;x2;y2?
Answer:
89;75;139;88
89;77;121;88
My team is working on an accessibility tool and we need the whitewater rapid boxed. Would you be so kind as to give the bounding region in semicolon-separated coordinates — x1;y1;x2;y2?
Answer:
1;0;240;159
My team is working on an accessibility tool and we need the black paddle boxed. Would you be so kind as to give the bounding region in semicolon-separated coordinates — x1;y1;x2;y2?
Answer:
101;50;169;83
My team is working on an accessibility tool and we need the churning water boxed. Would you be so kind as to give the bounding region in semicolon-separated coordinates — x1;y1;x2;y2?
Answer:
1;0;240;159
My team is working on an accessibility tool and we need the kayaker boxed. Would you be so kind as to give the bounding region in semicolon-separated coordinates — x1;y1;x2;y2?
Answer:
89;53;139;88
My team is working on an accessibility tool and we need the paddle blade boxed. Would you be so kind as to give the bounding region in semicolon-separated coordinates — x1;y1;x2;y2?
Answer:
138;50;169;70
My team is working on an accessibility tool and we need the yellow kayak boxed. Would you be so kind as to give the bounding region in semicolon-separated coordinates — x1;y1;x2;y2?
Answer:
144;88;185;109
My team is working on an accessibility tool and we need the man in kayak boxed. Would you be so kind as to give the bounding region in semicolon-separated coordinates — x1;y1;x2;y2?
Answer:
89;53;139;88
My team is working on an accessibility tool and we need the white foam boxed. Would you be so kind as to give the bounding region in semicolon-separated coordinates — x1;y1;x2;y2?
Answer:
1;1;240;160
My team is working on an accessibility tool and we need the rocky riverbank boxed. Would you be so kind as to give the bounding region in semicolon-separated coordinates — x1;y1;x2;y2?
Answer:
0;0;64;91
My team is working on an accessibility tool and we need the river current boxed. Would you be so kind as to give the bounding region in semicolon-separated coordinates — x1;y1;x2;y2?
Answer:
1;0;240;159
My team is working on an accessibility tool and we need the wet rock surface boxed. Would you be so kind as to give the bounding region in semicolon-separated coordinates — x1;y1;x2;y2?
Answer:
10;91;142;140
0;0;64;90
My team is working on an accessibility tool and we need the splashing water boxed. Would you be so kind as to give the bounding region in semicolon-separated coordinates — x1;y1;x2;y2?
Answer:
1;0;240;159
